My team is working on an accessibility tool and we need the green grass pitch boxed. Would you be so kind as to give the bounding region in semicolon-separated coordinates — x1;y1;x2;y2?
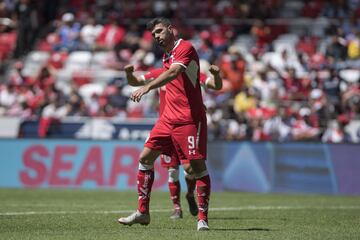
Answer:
0;189;359;240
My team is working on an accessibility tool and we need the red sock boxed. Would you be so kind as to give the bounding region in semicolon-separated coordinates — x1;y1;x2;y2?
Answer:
185;176;196;197
137;169;154;214
168;181;181;209
196;174;211;222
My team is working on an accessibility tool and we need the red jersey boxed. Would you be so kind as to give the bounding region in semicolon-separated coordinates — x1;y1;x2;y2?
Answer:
142;67;209;117
161;39;206;124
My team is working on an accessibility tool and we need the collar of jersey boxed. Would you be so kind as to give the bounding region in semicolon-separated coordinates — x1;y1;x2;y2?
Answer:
166;38;182;54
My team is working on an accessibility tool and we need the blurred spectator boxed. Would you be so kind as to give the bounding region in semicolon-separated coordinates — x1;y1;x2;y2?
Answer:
8;61;25;85
80;17;103;50
53;12;81;52
263;106;292;141
291;107;321;141
347;31;360;59
220;49;246;93
233;87;257;114
321;0;350;18
249;116;269;142
48;50;68;69
322;68;341;111
0;0;359;143
197;31;215;62
208;16;234;55
322;120;345;143
95;13;125;55
341;81;360;116
325;34;347;62
0;82;16;110
250;19;271;53
86;93;100;116
270;50;305;78
0;0;11;18
67;87;88;116
13;0;39;58
38;93;70;137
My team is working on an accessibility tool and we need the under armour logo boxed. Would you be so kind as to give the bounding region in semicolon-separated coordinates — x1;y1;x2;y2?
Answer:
189;150;196;155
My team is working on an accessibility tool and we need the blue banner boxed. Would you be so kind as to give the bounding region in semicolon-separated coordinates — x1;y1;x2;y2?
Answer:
0;139;170;190
20;119;155;140
0;140;359;195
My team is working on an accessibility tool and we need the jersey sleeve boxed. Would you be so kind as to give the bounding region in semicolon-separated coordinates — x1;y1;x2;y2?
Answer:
141;68;165;81
172;42;196;69
199;72;211;88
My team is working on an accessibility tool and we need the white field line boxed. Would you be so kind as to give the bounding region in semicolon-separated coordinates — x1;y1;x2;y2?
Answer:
4;203;130;207
1;206;360;216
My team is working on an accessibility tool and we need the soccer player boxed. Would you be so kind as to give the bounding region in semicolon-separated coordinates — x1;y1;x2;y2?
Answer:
118;18;212;231
124;64;222;219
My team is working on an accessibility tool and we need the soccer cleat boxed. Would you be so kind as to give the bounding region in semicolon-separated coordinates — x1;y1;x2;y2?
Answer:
186;194;198;216
170;208;183;219
197;220;209;231
117;210;150;226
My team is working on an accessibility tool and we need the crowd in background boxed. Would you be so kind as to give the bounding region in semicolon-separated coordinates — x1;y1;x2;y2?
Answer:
0;0;360;142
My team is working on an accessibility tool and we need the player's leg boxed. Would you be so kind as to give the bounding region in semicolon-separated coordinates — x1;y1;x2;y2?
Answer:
118;147;161;226
172;120;210;230
190;159;211;231
182;163;198;216
161;154;182;219
168;166;182;219
137;147;161;215
118;119;172;226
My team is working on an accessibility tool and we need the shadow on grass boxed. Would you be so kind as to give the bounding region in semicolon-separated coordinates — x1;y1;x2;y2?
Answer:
211;227;274;232
210;217;287;221
117;225;275;232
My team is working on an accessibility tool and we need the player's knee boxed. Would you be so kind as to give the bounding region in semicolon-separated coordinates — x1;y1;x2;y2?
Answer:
138;162;154;170
193;170;209;179
184;170;195;180
183;163;193;175
138;154;155;169
138;148;158;165
139;156;152;165
168;168;179;182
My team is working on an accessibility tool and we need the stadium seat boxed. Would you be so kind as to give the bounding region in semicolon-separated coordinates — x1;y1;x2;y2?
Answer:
233;34;255;50
22;51;50;77
64;51;92;72
0;32;16;61
339;69;360;83
92;69;119;83
91;51;112;69
72;70;93;86
79;83;105;101
279;0;304;18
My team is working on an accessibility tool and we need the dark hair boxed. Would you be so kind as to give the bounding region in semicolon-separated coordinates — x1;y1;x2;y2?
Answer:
146;18;171;31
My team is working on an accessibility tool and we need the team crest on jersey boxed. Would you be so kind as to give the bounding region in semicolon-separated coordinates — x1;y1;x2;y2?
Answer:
163;53;174;64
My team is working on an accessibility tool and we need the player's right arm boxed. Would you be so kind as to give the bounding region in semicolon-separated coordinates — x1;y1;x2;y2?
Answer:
124;64;146;86
130;64;183;102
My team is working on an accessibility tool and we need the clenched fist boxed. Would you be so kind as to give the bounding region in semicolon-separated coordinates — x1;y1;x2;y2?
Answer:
124;64;134;74
209;65;220;76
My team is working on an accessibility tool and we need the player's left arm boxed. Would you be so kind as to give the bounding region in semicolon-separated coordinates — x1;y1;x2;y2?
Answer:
205;65;222;90
124;64;146;86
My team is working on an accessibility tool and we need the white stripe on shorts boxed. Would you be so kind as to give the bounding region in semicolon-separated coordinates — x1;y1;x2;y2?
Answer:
196;121;201;149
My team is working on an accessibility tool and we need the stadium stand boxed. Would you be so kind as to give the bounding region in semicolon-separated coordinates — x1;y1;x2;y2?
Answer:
0;0;359;142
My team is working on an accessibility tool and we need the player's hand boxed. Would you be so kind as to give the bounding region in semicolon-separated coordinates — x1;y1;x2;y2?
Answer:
209;65;220;76
124;64;134;74
130;85;150;102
